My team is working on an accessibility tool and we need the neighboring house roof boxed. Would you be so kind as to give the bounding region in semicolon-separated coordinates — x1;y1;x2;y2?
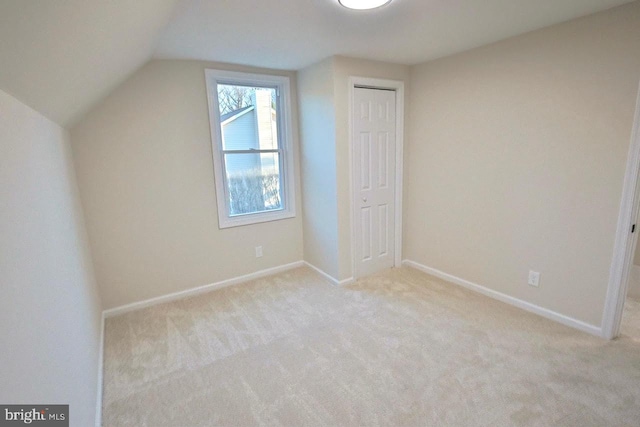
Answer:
220;106;254;125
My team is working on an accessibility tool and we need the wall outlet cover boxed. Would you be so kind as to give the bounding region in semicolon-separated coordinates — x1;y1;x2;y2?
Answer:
528;270;540;287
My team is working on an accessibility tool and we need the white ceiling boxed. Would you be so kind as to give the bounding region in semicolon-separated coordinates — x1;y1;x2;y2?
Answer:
0;0;634;127
0;0;178;127
154;0;635;69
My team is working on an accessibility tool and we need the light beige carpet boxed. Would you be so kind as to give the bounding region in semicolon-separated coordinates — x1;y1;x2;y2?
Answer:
102;267;640;426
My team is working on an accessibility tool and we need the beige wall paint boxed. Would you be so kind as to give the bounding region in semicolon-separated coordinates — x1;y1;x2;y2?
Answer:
405;2;640;327
298;58;340;278
0;90;102;426
70;60;303;309
0;0;177;127
297;56;410;281
333;57;410;280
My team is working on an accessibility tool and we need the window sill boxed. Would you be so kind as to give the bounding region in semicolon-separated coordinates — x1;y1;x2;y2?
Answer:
218;209;296;229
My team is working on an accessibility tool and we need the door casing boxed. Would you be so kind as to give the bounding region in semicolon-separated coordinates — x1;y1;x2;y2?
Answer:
348;77;405;280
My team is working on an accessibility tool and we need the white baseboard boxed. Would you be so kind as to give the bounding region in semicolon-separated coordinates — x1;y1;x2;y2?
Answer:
103;261;305;318
95;312;105;427
402;260;602;337
339;277;355;286
304;261;354;286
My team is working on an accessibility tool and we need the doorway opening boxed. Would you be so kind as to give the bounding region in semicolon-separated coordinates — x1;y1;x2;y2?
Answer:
621;250;640;339
619;213;640;340
602;81;640;339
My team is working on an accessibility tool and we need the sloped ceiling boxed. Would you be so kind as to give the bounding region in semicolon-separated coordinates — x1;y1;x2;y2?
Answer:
154;0;635;70
0;0;178;127
0;0;635;127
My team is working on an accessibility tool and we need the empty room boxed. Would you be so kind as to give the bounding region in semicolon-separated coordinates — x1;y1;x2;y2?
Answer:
2;0;640;426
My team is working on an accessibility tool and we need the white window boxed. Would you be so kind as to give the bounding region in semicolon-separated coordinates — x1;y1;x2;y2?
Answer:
205;69;296;228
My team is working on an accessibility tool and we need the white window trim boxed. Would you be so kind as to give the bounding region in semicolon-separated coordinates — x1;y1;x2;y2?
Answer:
205;69;296;229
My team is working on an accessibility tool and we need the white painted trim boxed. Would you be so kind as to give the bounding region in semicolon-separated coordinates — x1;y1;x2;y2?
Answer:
304;261;339;285
204;69;297;229
304;261;355;286
348;77;405;280
403;260;602;337
103;261;304;318
602;81;640;340
95;312;105;427
338;277;356;286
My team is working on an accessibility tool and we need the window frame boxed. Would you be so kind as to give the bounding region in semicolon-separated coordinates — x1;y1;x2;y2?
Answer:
205;69;296;229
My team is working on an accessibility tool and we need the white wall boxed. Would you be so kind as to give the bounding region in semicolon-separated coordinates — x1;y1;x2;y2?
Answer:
298;58;340;278
0;89;102;426
70;60;303;309
405;2;640;327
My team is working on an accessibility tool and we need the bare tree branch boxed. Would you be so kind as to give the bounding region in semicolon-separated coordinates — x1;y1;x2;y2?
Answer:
217;85;253;115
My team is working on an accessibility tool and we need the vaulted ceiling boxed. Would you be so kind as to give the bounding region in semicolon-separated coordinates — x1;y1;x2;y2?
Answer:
155;0;635;69
0;0;634;127
0;0;178;126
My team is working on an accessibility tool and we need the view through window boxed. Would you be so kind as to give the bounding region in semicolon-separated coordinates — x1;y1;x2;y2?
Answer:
217;84;282;216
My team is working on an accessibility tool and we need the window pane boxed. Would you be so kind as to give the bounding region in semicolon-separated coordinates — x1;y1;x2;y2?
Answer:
218;85;278;151
224;153;282;216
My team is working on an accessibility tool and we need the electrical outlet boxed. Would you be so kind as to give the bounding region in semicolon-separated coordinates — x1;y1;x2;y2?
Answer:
528;270;540;287
255;246;263;258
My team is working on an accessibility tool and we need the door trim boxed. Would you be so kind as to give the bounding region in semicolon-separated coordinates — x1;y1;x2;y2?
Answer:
348;76;405;279
602;80;640;340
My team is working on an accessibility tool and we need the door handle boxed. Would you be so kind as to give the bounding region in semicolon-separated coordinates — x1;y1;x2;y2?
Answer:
362;197;367;202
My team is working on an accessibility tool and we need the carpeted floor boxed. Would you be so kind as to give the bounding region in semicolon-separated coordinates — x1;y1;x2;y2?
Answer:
102;267;640;426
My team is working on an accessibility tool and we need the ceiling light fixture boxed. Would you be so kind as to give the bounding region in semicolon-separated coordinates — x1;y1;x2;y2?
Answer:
338;0;392;10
